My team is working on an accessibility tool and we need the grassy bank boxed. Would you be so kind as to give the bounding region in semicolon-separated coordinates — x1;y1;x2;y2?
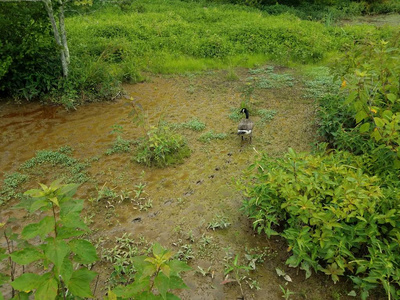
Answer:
61;0;398;106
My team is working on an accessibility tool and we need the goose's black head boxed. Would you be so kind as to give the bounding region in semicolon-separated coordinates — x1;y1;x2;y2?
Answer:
240;108;249;119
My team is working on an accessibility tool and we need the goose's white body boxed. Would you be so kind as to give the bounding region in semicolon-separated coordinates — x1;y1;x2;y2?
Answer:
238;108;254;142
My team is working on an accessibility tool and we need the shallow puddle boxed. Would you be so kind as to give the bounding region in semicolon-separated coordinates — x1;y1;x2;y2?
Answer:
0;67;360;299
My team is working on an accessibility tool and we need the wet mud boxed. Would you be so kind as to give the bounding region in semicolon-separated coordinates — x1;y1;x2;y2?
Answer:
0;67;359;299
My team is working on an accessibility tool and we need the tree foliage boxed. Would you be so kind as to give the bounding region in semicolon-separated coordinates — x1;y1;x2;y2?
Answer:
0;2;61;100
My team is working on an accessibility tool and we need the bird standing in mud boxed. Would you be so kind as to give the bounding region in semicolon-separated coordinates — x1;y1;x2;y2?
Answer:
237;108;254;142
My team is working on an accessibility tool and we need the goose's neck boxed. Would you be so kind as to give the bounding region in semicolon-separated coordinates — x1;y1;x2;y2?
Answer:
244;111;249;119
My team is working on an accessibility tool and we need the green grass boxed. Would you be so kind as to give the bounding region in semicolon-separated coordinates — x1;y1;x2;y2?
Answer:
65;0;398;92
19;146;90;183
198;130;227;143
181;118;206;131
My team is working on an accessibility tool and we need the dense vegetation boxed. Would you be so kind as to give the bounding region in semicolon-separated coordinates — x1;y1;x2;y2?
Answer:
0;0;399;107
241;31;400;299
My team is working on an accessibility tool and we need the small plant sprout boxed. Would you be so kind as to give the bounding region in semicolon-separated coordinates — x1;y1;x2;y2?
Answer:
111;243;191;298
207;214;231;230
244;246;269;270
110;124;124;135
222;254;252;298
196;266;214;278
280;284;295;300
175;244;195;261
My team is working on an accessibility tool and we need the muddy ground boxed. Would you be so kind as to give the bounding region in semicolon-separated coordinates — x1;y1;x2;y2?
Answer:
0;66;370;299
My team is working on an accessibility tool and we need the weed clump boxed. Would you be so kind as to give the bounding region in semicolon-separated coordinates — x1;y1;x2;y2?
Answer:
134;126;190;167
106;136;134;155
20;146;90;183
0;172;29;204
198;130;227;143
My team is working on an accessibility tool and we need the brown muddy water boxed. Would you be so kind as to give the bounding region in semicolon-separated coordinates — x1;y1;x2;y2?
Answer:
0;67;359;299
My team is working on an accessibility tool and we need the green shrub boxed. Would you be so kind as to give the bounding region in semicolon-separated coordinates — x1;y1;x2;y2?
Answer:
240;148;400;299
134;126;190;167
332;38;400;169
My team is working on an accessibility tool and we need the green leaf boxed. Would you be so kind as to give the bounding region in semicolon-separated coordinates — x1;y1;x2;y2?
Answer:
136;292;163;300
69;239;98;264
168;275;188;290
0;248;8;261
10;291;30;300
35;274;58;300
60;199;88;230
10;247;43;265
60;257;74;286
154;272;170;299
132;255;150;274
373;117;385;128
29;199;50;213
10;273;43;292
300;262;312;279
45;238;70;275
344;91;357;105
67;268;97;298
359;123;370;133
387;93;397;103
57;227;85;239
161;264;171;278
24;188;44;198
355;110;368;123
49;197;59;207
167;260;191;275
59;183;79;200
166;293;181;300
21;216;55;240
152;243;166;257
371;129;382;142
382;110;393;119
112;277;150;298
394;159;400;169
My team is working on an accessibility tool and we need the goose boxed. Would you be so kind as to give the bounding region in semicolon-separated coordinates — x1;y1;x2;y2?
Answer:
237;108;254;142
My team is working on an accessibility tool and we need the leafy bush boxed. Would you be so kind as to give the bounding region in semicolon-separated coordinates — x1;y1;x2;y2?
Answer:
134;126;190;167
240;148;400;299
341;39;400;168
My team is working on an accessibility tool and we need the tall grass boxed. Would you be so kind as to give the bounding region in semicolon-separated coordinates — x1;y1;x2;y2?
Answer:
66;0;398;89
